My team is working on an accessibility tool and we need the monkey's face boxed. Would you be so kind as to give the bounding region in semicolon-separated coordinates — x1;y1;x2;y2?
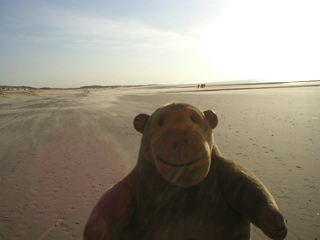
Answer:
134;103;218;187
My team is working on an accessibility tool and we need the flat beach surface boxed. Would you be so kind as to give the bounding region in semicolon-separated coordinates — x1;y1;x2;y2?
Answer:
0;82;319;239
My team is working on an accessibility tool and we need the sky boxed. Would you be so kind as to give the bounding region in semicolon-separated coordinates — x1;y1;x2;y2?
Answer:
1;0;320;88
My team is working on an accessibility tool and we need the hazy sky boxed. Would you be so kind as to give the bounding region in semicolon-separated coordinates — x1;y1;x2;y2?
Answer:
1;0;319;88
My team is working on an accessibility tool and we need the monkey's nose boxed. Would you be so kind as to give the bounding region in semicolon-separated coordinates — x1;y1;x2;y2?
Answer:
173;140;189;149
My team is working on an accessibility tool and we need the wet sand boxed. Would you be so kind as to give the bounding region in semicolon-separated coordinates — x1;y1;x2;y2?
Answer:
0;83;319;239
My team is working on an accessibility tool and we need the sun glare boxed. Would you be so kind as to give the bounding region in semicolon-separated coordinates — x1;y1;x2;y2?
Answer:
200;0;320;82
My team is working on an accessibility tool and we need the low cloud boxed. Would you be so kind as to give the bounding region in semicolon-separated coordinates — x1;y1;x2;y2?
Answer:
0;2;197;54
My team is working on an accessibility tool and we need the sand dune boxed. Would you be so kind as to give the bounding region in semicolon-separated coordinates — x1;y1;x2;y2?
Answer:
0;84;319;239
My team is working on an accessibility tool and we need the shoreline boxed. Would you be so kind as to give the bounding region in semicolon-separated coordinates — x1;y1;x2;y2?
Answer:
1;79;320;92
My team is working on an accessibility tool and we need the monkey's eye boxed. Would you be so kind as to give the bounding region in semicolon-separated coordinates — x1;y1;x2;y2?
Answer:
158;119;164;127
191;116;197;123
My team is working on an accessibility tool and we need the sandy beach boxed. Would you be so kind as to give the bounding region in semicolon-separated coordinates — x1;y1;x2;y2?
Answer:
0;83;319;239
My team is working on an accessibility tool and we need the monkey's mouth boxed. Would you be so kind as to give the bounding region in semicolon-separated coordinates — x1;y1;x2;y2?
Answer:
156;154;204;167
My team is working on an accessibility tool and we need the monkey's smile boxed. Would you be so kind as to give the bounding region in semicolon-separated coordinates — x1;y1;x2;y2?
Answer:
156;154;204;167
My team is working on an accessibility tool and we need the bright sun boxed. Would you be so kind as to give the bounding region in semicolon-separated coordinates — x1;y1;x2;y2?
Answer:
201;0;320;82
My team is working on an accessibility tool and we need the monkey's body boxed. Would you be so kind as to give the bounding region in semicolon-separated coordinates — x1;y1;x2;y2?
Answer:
121;151;251;240
84;103;287;240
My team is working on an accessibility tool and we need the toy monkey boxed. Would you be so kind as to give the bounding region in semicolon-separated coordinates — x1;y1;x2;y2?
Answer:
84;102;287;240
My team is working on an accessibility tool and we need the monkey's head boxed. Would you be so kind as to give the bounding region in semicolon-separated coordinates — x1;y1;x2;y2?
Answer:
134;103;218;187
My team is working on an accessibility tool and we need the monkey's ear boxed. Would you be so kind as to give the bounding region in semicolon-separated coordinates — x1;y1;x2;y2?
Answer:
203;110;218;129
133;114;150;134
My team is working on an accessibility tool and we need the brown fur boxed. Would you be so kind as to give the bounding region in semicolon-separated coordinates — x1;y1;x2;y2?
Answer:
84;103;287;240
